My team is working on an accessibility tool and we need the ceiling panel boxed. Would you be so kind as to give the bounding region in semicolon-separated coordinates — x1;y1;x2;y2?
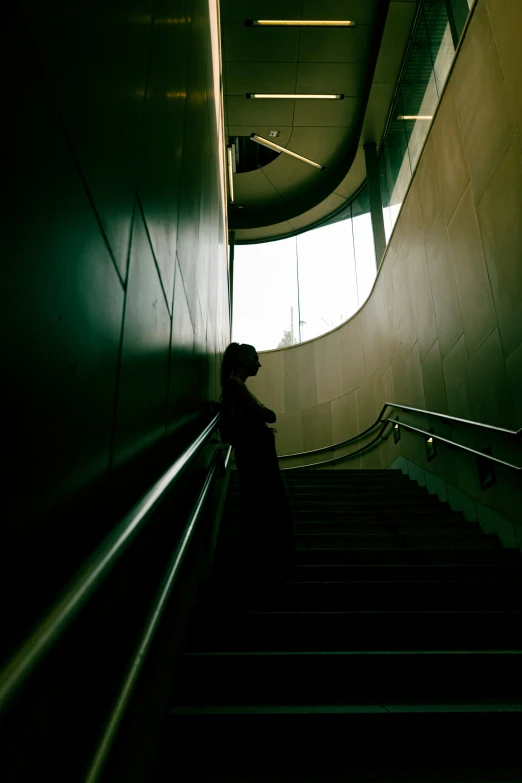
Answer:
298;25;374;63
225;62;297;94
261;151;324;195
293;96;360;127
233;168;284;208
288;192;348;230
234;221;296;242
301;0;380;26
220;0;303;24
223;0;420;239
227;96;295;125
296;62;365;95
223;24;300;62
288;126;352;163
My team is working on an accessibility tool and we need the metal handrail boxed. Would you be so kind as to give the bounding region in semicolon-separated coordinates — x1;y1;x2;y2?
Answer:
278;401;521;459
278;406;390;459
0;413;222;715
382;418;521;472
385;402;521;438
281;424;388;472
279;403;521;473
86;444;232;782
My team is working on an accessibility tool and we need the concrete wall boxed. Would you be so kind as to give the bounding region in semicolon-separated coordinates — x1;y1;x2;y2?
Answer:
5;0;229;523
248;0;522;537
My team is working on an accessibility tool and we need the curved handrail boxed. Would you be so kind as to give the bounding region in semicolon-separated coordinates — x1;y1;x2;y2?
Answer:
278;401;521;460
278;402;521;473
278;406;389;459
281;425;388;472
0;413;222;715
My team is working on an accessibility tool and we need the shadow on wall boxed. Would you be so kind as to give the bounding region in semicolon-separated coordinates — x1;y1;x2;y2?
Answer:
247;0;522;530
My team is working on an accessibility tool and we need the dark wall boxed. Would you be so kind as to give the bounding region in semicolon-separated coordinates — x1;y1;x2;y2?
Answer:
5;0;229;529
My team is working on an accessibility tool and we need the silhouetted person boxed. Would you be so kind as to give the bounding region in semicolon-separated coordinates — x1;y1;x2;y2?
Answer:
220;343;296;584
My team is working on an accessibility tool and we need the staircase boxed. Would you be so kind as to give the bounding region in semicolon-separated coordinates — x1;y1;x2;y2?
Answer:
157;468;522;782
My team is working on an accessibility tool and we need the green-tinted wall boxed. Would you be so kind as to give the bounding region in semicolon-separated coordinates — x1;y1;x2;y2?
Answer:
5;1;229;524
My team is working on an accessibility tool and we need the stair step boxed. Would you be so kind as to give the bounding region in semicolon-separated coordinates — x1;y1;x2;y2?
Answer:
156;468;522;783
240;563;522;583
188;610;522;652
224;508;464;520
170;698;522;714
230;479;414;488
222;521;478;535
288;501;445;510
284;472;408;479
215;548;521;568
281;474;411;478
228;489;431;499
174;650;522;705
222;523;479;538
202;580;522;611
159;711;522;777
220;533;500;550
232;469;404;477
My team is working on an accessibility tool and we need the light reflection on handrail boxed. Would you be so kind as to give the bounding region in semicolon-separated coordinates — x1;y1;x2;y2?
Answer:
0;414;222;715
382;418;521;472
85;445;232;782
386;402;520;438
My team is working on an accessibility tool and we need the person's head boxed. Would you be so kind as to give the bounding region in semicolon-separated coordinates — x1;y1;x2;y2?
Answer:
220;343;261;385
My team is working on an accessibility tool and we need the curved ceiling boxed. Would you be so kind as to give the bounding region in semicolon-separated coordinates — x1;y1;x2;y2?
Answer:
221;0;418;242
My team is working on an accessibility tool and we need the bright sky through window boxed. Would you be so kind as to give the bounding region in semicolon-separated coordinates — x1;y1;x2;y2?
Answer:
232;210;377;351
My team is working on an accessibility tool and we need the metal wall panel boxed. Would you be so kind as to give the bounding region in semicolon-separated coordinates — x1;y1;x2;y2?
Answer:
5;0;229;528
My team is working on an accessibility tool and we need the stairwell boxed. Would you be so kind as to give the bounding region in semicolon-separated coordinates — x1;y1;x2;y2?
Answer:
158;468;522;782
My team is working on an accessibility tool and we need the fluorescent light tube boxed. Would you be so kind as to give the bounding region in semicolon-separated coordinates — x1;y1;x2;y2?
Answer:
247;20;356;27
248;93;344;100
397;115;433;120
227;146;234;202
250;134;324;170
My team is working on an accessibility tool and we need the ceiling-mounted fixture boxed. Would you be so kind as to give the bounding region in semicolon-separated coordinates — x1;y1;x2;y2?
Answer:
397;115;433;120
247;93;344;100
250;134;325;170
246;20;356;27
227;146;234;202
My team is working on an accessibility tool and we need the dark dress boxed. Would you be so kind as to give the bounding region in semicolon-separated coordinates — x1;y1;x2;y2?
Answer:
221;378;296;581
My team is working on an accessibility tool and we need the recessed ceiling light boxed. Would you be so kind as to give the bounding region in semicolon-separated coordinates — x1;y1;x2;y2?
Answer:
250;134;324;170
397;115;433;120
247;93;344;100
246;20;356;27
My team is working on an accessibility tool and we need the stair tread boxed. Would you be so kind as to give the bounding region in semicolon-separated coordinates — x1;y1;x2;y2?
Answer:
217;609;522;615
170;699;522;714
